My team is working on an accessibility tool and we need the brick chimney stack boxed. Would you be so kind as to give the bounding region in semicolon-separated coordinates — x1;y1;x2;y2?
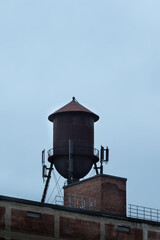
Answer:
64;174;127;217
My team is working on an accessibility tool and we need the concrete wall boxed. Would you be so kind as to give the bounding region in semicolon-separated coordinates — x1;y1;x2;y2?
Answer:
1;196;160;240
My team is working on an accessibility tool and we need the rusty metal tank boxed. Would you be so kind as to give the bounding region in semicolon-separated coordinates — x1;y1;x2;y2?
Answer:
48;97;99;182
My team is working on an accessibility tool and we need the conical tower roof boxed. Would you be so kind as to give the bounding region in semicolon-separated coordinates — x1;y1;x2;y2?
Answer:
48;97;99;122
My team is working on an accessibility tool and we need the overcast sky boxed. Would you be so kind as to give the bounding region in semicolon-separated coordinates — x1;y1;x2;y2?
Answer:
0;0;160;211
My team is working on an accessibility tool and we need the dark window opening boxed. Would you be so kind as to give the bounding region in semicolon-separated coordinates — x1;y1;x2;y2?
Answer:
26;211;41;218
117;226;130;233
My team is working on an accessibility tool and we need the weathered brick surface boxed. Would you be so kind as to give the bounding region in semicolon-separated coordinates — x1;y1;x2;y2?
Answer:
60;216;100;240
101;181;126;216
64;175;126;216
106;224;143;240
64;176;102;211
11;209;54;235
148;231;160;240
0;207;5;229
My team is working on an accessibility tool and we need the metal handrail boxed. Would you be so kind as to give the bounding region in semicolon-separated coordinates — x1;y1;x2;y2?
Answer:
55;194;96;211
48;146;99;158
128;204;160;222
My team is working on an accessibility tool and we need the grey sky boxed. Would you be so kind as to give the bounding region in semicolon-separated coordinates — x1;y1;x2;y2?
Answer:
0;1;160;209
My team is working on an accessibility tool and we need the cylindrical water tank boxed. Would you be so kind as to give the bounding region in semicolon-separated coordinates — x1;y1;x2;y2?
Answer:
48;97;99;181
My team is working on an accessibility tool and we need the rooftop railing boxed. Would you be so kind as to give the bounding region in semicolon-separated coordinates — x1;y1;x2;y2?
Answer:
55;194;96;211
53;197;160;223
128;204;160;222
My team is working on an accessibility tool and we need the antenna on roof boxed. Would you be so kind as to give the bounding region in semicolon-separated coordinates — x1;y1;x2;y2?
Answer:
100;146;109;174
42;149;47;183
94;146;109;175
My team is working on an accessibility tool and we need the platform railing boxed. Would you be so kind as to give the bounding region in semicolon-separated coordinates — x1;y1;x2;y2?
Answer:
53;199;160;222
128;204;160;222
47;146;99;158
55;194;96;211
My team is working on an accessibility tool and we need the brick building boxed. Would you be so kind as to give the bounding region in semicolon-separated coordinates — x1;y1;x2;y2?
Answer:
1;173;160;239
1;99;160;239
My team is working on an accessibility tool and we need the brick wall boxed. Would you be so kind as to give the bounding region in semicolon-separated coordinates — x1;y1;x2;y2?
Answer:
60;217;100;240
11;208;54;235
101;176;126;216
148;231;160;240
0;207;5;229
64;174;126;216
106;224;143;240
1;196;160;240
64;176;102;210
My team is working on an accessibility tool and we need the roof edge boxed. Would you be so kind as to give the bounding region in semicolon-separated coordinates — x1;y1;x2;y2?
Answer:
48;98;99;122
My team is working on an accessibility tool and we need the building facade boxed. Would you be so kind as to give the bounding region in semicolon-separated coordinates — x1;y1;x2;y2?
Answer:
1;174;160;240
1;99;160;239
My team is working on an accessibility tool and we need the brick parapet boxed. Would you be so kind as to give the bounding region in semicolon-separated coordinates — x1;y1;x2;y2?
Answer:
1;196;160;240
64;174;127;216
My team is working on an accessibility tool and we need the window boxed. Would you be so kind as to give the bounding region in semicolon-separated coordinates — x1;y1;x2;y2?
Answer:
26;211;41;218
117;226;130;233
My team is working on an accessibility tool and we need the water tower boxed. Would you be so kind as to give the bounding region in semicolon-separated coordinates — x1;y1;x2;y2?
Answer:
48;97;99;183
41;98;109;202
